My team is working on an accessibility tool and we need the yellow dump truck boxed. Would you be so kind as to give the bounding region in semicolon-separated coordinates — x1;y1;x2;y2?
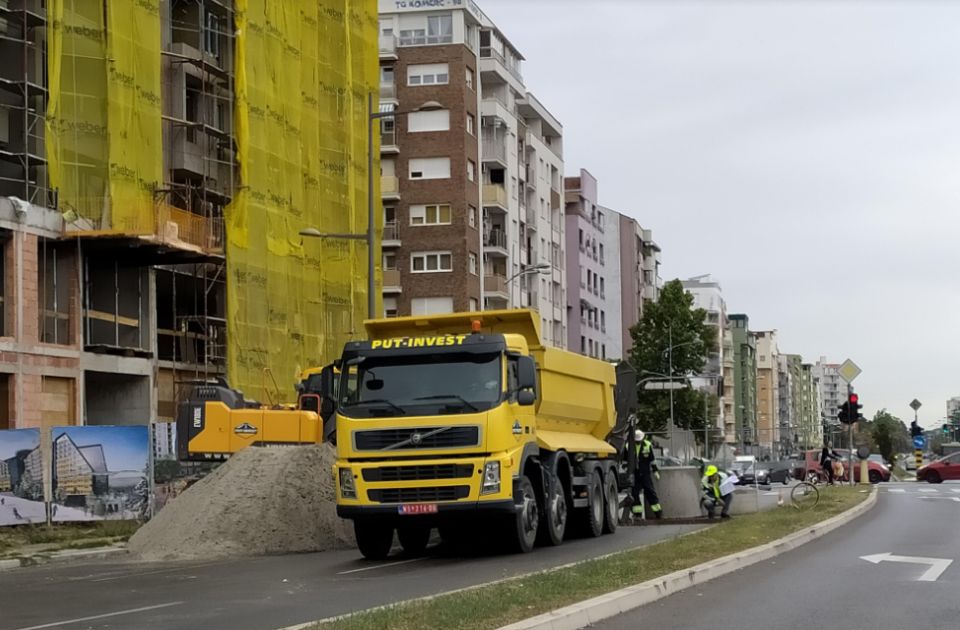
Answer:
176;378;324;461
322;309;633;559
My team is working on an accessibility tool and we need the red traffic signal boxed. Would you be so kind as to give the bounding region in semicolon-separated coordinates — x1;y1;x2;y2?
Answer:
849;393;859;404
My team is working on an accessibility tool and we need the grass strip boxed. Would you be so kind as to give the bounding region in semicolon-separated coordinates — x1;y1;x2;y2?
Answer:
313;487;868;630
0;520;139;557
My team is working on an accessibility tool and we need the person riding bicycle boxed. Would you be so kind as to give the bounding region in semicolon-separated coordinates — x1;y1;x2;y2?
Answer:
819;441;843;485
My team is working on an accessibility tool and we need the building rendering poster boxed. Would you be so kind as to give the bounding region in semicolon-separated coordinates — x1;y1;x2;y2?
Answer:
50;426;150;523
0;429;44;526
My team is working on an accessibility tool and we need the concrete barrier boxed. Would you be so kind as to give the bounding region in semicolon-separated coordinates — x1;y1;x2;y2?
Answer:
650;466;703;518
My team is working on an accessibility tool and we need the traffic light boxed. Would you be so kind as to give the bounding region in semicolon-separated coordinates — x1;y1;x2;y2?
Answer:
849;393;863;422
943;424;951;436
837;401;850;423
910;421;923;438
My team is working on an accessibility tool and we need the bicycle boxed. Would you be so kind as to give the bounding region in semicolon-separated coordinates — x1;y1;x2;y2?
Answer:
790;480;820;510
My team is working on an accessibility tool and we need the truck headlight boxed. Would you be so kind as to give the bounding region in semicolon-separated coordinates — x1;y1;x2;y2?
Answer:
481;462;500;495
339;468;357;499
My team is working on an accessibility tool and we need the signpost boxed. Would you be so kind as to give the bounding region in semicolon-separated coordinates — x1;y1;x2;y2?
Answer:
838;359;861;487
911;399;923;470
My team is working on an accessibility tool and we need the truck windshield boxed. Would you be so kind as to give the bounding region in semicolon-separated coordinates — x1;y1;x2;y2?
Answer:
339;352;502;418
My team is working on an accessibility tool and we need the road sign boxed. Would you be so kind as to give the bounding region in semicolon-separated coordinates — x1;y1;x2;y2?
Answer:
838;359;862;383
860;553;953;582
914;435;926;449
910;399;922;411
643;381;687;390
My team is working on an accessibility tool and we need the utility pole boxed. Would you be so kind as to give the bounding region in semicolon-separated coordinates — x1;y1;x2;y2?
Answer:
668;326;675;432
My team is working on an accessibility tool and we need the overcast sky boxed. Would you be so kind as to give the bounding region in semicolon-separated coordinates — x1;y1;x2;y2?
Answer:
484;0;960;427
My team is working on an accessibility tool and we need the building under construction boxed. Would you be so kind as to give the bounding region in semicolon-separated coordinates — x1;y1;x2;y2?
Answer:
0;0;378;429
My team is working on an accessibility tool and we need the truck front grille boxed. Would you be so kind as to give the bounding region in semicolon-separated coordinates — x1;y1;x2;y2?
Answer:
354;426;480;451
362;464;475;482
368;486;471;503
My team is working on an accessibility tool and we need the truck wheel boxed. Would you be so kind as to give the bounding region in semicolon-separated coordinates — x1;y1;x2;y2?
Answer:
580;470;604;538
602;469;619;534
537;472;568;546
397;524;431;556
507;475;539;553
354;520;394;560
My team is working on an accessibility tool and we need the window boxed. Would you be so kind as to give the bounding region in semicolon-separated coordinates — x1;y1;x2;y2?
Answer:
380;66;394;84
411;251;453;273
409;204;451;226
468;205;477;228
466;67;475;90
204;9;224;60
466;113;475;136
602;345;607;360
467;159;476;182
0;239;5;335
412;297;454;315
581;336;586;353
599;243;605;264
383;296;398;318
469;253;478;275
408;109;450;132
409;157;450;179
469;298;478;311
39;242;72;345
427;14;453;43
399;28;426;46
407;63;449;86
382;252;397;270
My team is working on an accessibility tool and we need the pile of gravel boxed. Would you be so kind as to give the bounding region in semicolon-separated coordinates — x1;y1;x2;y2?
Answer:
129;445;354;561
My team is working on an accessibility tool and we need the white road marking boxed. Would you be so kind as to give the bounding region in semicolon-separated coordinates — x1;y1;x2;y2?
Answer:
951;488;960;493
918;488;938;493
13;602;183;630
336;557;426;575
860;553;953;582
888;489;906;493
68;561;223;583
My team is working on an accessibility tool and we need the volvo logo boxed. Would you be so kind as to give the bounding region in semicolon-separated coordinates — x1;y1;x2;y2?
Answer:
410;432;423;445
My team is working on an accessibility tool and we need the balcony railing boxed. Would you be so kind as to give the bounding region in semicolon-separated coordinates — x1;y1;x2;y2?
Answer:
482;137;507;164
485;229;507;250
380;82;396;99
382;221;400;242
379;34;398;56
479;46;523;82
484;274;508;295
400;33;453;46
482;184;508;208
381;130;397;149
381;175;399;197
383;269;401;289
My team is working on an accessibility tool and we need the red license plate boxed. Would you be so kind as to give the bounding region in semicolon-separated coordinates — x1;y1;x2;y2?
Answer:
398;503;438;515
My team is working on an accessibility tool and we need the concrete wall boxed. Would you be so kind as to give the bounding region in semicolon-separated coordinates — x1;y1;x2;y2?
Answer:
651;467;703;519
84;371;151;425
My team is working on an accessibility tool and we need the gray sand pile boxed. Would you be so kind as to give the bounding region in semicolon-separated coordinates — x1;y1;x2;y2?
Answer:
129;445;355;561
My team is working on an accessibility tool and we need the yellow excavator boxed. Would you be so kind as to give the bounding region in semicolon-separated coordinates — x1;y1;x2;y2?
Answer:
176;371;339;462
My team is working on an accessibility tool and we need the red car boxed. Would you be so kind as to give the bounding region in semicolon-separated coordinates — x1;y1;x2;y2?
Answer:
917;452;960;484
800;449;890;484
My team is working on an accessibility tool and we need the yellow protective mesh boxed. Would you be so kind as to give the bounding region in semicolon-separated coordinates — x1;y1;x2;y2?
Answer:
46;0;162;233
227;1;379;402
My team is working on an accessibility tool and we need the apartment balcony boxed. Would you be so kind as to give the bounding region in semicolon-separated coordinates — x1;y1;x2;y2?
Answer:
479;46;523;89
481;136;508;169
382;269;402;294
399;32;453;47
484;273;509;299
380;82;397;101
482;184;508;212
382;221;400;248
381;175;400;200
381;130;399;154
550;187;561;211
525;205;538;228
379;34;398;59
484;229;508;257
642;284;658;301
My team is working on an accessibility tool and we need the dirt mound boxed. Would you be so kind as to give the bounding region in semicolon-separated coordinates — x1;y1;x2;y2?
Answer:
129;445;354;561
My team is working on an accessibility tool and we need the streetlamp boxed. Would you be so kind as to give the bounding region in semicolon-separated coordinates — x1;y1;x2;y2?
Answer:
506;262;551;285
661;325;700;432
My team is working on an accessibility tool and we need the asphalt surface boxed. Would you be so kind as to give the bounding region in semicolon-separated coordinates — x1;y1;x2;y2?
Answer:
599;481;960;629
0;522;703;630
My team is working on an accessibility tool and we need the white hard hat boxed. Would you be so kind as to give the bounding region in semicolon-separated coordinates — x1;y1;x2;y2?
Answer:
635;429;645;441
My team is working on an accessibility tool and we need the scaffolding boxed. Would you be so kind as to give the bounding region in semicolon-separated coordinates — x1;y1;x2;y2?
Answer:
0;0;52;207
158;0;236;398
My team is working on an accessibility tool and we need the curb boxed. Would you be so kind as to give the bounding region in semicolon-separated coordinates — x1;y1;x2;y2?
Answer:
0;545;127;572
497;488;878;630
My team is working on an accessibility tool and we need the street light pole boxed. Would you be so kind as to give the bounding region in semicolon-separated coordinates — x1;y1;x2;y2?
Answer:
668;326;674;432
366;92;376;320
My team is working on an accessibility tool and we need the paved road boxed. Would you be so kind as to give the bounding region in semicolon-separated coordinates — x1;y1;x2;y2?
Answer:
0;522;702;630
599;481;960;629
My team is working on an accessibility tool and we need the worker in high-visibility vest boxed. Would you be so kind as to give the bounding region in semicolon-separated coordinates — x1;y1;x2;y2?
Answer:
701;464;733;519
631;430;663;518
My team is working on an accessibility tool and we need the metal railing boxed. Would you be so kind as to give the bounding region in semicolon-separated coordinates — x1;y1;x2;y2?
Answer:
382;221;400;242
479;46;523;82
381;175;399;196
379;34;397;55
484;274;508;295
485;229;507;250
482;184;508;207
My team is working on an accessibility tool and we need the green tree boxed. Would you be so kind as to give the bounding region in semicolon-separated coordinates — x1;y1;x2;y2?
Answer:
870;409;908;465
628;279;716;436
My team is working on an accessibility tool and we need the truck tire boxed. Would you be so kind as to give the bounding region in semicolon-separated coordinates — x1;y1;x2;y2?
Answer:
397;524;431;556
537;472;568;546
354;520;394;560
602;469;619;534
580;470;604;538
507;475;539;553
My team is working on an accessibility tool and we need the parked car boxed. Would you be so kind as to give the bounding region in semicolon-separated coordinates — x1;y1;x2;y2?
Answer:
760;460;794;485
799;449;890;484
917;452;960;483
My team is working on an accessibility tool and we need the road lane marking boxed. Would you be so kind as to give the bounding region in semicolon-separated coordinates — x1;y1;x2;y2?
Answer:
919;496;960;503
952;489;960;493
67;561;225;583
12;601;184;630
860;553;953;582
337;557;426;575
888;489;906;493
918;489;938;493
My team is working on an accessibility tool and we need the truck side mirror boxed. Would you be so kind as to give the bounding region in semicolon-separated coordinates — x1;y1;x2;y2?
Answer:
517;390;536;406
319;364;336;419
517;356;537;390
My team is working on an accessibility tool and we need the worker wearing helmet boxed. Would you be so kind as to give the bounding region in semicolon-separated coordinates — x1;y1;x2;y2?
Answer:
631;429;663;518
701;464;733;519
